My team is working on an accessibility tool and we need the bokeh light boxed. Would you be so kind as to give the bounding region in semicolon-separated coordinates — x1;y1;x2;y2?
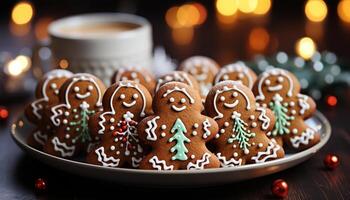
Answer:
238;0;258;13
216;0;238;16
253;0;272;15
172;27;194;45
305;0;328;22
177;4;200;27
59;59;69;69
338;0;350;23
4;55;31;76
9;22;31;36
35;18;53;41
296;37;317;60
248;27;270;51
11;2;34;25
193;3;207;25
327;95;337;107
166;6;180;28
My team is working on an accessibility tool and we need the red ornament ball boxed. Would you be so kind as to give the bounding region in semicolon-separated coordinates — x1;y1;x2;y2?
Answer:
0;106;9;122
271;179;288;198
35;178;47;191
324;154;340;170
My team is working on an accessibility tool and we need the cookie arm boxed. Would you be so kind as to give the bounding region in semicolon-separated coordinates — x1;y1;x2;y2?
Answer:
202;117;219;141
297;94;316;119
138;115;161;146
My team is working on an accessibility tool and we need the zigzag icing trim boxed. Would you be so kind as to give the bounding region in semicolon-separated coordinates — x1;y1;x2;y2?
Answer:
256;107;271;130
251;140;281;163
95;147;120;167
290;128;315;148
149;156;174;170
33;131;47;145
216;152;242;167
145;116;160;141
297;94;310;115
187;153;211;170
52;137;75;157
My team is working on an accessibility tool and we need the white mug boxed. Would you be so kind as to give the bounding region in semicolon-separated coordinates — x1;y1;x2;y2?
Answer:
48;13;153;84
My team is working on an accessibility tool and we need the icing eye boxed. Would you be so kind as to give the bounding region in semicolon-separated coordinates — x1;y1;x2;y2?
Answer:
51;83;57;89
232;92;238;97
220;96;225;102
277;76;284;83
169;97;175;103
223;74;229;80
265;79;271;86
121;77;128;81
74;87;80;92
180;98;186;103
131;72;137;78
238;73;244;79
133;93;139;99
120;94;125;99
87;85;94;91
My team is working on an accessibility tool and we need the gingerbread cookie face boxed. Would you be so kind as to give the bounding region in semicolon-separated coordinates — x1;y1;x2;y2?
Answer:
138;82;220;170
25;69;73;149
214;62;257;89
179;56;219;98
205;81;284;166
111;67;156;95
252;68;320;151
43;73;106;158
86;81;153;168
154;71;200;93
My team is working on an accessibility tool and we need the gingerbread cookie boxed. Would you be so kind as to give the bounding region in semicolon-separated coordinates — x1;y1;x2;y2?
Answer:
252;68;320;151
86;81;153;168
214;62;257;89
138;82;220;170
111;66;156;95
25;69;73;149
179;56;219;99
43;73;106;158
205;81;284;166
154;71;200;93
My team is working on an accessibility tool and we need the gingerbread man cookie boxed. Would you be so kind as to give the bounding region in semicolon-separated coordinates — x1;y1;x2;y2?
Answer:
43;73;106;158
154;71;200;93
205;81;284;166
111;66;156;95
25;69;73;149
138;82;220;170
252;68;320;151
214;62;257;89
86;81;153;168
179;56;219;99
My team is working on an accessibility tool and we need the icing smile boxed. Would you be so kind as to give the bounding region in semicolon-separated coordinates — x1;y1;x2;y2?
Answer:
224;99;239;108
76;92;91;99
268;85;283;92
123;100;136;108
171;105;186;112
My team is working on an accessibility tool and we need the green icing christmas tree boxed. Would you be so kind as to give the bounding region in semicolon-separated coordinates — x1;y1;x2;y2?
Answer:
70;102;95;143
228;111;255;154
169;118;191;161
269;94;293;136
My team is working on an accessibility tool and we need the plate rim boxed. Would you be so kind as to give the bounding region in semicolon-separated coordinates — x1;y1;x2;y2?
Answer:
11;110;331;175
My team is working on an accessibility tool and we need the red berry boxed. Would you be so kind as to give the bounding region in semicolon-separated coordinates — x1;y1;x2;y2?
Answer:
271;179;288;198
122;125;127;130
112;132;118;136
35;178;47;191
324;154;340;170
122;137;127;142
121;121;127;126
118;128;123;133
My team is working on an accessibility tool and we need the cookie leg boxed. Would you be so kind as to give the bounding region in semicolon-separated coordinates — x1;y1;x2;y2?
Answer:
215;152;245;167
86;145;122;167
286;127;320;151
186;152;220;170
249;139;285;164
27;129;48;150
43;135;77;158
139;153;177;170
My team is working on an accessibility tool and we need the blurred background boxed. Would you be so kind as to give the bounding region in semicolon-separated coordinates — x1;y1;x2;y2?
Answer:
0;0;349;107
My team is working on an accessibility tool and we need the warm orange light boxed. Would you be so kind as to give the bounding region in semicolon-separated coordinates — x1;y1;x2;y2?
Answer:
327;95;337;106
11;2;34;25
4;55;31;76
216;0;238;16
171;27;194;45
59;59;69;69
249;27;270;51
338;0;350;23
253;0;272;15
35;18;53;40
177;4;200;27
193;3;207;25
295;37;317;60
238;0;258;13
9;22;30;37
305;0;328;22
216;12;238;25
166;6;181;28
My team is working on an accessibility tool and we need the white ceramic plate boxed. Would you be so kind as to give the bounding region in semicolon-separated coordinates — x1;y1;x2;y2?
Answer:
11;111;331;187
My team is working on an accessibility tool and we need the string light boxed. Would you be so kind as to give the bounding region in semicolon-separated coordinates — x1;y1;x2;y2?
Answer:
59;59;69;69
248;27;270;51
253;0;272;15
295;37;317;60
11;2;34;25
338;0;350;23
238;0;258;13
4;55;31;76
193;3;207;25
305;0;328;22
216;0;238;16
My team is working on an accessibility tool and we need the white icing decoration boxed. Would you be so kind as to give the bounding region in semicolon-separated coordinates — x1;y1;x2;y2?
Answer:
95;147;120;167
297;94;310;115
161;125;167;130
213;83;251;120
256;68;294;101
145;116;160;141
149;156;174;170
162;86;195;104
171;105;187;112
131;157;142;168
290;128;315;148
216;152;242;167
33;131;47;145
187;153;211;170
156;72;194;91
122;100;136;108
251;141;281;163
202;119;211;139
51;137;75;157
256;107;271;130
97;81;147;134
215;62;254;88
